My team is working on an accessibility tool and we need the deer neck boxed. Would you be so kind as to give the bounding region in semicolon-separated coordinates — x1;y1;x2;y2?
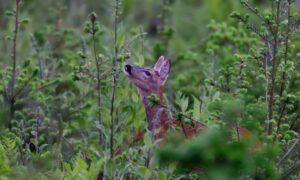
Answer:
138;88;169;132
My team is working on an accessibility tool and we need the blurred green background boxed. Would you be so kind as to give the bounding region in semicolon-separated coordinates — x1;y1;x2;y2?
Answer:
1;0;300;179
0;0;269;94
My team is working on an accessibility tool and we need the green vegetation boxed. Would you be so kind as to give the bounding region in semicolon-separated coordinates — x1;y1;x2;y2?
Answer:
0;0;300;179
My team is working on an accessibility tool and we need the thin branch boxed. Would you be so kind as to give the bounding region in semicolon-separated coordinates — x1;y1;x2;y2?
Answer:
180;113;207;128
31;35;44;79
265;42;271;131
290;113;300;130
242;1;265;22
290;17;300;32
79;68;111;80
280;159;300;179
235;121;241;141
9;0;21;128
278;136;300;165
273;102;286;142
279;3;291;97
242;0;276;40
123;32;147;50
35;80;57;92
160;104;207;128
110;0;120;158
12;73;35;99
235;15;269;43
90;13;104;145
267;1;281;135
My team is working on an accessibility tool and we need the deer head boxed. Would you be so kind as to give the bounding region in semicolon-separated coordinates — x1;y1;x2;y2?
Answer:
124;56;171;131
124;56;170;102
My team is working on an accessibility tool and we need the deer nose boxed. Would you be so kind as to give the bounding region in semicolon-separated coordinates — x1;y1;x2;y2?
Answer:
124;64;132;75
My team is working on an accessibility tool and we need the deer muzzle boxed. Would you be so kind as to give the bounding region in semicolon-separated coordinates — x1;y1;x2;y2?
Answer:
124;64;132;76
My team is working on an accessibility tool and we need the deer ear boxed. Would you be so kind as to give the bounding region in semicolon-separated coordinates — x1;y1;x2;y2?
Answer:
154;56;170;84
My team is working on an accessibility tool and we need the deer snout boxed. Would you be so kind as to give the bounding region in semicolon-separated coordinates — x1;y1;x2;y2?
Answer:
124;64;132;76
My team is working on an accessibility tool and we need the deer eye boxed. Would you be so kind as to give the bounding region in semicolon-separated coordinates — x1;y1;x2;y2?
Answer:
144;71;151;77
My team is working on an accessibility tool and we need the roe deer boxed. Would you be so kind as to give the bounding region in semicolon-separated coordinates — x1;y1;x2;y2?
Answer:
124;56;207;139
114;56;260;156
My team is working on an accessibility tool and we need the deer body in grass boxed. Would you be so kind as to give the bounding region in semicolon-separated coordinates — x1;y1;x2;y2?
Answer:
124;56;208;140
121;56;255;150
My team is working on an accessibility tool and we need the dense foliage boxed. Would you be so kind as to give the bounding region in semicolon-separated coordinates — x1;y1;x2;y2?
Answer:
0;0;300;179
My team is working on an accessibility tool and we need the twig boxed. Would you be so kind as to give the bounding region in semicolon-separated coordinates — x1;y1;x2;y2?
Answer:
31;35;44;79
180;113;207;128
279;159;300;179
279;2;291;97
79;67;110;80
35;80;57;92
110;0;120;158
235;15;269;43
278;136;300;165
235;121;241;141
89;13;103;145
242;1;265;22
265;42;271;132
267;1;281;135
56;115;64;170
34;107;42;154
161;103;208;128
123;32;147;50
273;102;287;142
178;116;188;138
12;73;35;99
9;0;21;128
290;113;300;130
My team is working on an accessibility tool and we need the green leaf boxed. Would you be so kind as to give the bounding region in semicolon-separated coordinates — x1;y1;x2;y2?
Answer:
87;160;103;179
10;120;18;127
117;32;125;50
143;132;152;148
193;96;201;119
280;124;289;131
157;171;167;180
133;118;141;129
15;111;24;121
136;54;144;66
0;143;10;176
4;10;14;17
32;68;39;77
23;59;31;68
132;92;139;102
20;18;30;24
138;166;152;179
181;96;189;112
